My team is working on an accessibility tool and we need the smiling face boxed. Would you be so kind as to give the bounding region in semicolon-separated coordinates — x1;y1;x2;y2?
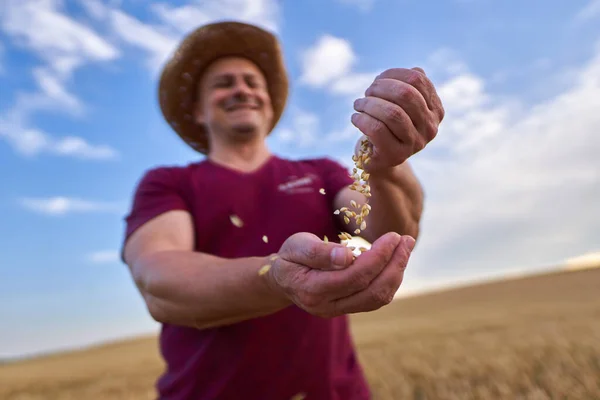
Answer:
193;56;274;149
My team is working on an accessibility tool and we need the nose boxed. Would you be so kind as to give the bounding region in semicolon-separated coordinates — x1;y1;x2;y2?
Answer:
232;78;253;99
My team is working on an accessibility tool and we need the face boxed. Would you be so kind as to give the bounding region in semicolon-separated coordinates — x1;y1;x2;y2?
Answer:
194;57;274;146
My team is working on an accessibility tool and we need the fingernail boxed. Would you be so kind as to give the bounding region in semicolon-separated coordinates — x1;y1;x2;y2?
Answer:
331;247;350;269
351;112;360;125
404;236;416;251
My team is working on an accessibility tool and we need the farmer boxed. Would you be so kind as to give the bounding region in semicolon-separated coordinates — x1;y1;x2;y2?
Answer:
122;21;444;400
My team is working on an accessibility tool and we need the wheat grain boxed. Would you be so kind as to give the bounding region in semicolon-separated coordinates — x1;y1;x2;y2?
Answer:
262;235;269;243
229;215;243;228
332;135;374;255
319;188;326;195
258;264;271;276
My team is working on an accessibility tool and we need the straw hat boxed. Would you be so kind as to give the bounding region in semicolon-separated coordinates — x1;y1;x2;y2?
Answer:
157;21;289;154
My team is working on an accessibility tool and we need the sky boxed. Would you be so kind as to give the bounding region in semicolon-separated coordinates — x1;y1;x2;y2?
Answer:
0;0;599;359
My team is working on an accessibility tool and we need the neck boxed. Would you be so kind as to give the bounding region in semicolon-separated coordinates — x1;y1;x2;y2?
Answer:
207;139;272;173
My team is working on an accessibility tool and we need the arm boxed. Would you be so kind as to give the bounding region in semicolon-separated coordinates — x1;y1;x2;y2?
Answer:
123;210;291;330
334;161;424;244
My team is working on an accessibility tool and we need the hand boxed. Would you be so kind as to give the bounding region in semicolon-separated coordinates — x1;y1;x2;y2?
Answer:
265;232;415;318
351;67;445;172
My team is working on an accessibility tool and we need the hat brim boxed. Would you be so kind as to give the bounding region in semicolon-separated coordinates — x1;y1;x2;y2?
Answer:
158;21;289;154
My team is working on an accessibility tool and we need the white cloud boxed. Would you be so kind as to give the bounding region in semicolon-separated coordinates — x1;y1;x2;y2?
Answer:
322;41;600;295
19;197;122;216
299;34;377;100
77;0;110;20
0;108;118;160
32;67;83;113
274;108;320;148
87;250;120;264
574;0;600;23
396;43;600;290
93;0;282;76
0;0;119;78
330;72;376;97
0;0;120;160
108;9;178;75
297;34;377;144
299;35;357;87
151;0;280;35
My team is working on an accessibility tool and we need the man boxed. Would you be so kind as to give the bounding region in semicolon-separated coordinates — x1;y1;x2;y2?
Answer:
122;21;444;400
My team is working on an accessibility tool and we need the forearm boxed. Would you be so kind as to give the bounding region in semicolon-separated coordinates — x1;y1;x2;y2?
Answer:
362;162;424;241
131;250;291;330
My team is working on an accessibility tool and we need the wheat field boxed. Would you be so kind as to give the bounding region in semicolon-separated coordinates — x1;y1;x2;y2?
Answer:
1;267;599;400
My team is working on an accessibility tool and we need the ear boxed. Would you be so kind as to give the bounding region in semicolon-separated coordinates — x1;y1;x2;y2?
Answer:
193;103;205;125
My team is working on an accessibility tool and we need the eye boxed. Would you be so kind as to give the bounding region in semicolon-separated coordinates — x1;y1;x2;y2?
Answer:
213;76;233;88
245;76;262;88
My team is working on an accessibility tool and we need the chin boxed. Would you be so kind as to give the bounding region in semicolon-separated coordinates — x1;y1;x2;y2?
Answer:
229;123;262;142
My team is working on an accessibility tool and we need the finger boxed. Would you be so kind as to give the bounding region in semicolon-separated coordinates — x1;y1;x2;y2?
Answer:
312;232;403;299
279;232;355;271
361;78;431;132
376;68;444;121
411;67;426;75
353;96;425;154
331;235;415;314
351;112;412;167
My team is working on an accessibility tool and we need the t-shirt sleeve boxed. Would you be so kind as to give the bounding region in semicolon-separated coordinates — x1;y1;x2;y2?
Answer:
316;157;355;205
121;167;190;259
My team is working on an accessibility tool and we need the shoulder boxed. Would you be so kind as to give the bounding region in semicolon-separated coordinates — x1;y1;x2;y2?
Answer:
134;160;207;190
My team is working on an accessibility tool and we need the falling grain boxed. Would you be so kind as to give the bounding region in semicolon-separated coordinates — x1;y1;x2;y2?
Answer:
335;135;373;252
229;215;243;228
262;235;268;243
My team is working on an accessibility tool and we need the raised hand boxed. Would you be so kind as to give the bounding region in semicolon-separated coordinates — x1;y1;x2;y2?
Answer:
351;67;445;172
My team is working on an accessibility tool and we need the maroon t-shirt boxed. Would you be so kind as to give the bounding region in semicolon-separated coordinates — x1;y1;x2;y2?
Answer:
122;155;371;400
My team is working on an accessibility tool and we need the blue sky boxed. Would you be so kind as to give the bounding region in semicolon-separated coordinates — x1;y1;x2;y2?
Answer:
1;0;600;359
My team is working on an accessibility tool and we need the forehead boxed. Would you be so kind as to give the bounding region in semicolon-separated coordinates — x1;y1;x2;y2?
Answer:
202;57;266;80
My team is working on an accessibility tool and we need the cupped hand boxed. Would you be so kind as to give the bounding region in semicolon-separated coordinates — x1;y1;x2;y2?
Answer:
266;231;415;318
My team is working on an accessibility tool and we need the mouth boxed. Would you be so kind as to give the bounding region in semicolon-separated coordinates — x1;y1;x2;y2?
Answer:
225;104;260;112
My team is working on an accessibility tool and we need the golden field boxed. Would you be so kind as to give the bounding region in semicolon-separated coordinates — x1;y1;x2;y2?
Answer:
1;267;599;400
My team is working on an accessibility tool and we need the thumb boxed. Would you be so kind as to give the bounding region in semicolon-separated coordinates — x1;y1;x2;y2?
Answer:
280;232;355;271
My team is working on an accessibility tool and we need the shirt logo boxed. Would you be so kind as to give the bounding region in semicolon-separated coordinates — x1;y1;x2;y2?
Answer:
278;174;318;194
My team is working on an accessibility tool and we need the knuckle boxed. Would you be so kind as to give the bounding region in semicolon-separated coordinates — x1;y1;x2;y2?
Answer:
365;80;379;96
371;287;395;306
437;103;446;121
372;249;390;268
369;118;387;135
386;105;407;124
406;70;427;88
298;292;323;309
413;135;427;153
424;120;438;140
301;242;320;262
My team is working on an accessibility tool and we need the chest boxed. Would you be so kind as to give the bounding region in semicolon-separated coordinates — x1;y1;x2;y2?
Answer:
188;168;335;258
